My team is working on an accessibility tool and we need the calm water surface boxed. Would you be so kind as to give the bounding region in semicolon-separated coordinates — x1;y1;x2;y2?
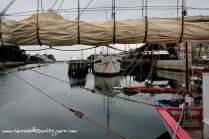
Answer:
0;63;168;139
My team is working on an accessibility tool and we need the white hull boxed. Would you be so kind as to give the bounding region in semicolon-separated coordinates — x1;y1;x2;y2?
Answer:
94;55;121;76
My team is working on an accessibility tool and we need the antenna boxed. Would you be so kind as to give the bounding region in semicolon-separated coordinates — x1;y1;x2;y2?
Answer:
182;0;187;16
177;0;179;18
142;0;144;17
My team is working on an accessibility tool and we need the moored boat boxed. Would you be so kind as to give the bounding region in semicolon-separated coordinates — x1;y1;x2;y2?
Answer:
94;54;121;77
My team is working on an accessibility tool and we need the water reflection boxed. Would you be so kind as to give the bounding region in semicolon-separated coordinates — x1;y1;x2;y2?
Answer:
68;73;87;88
156;70;185;88
0;66;7;75
0;63;168;139
103;95;112;128
132;69;187;89
93;76;121;128
94;75;120;96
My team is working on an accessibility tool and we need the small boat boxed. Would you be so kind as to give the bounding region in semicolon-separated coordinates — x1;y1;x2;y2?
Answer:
156;106;202;139
94;54;121;77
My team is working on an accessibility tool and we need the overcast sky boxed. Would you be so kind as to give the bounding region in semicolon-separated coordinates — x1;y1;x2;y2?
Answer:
1;0;209;60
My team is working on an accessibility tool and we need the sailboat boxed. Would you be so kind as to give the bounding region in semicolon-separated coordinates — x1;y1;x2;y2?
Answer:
94;47;121;77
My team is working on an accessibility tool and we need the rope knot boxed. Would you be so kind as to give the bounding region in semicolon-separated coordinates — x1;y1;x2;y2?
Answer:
74;111;85;118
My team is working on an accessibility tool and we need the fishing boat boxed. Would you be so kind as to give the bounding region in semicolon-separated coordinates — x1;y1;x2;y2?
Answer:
94;54;121;77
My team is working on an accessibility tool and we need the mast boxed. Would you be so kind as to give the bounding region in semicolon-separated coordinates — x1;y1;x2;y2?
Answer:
107;96;110;128
185;42;189;90
142;0;144;17
182;0;189;90
177;0;179;18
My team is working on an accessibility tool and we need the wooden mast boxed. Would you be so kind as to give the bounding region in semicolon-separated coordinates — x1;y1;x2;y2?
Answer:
183;0;189;91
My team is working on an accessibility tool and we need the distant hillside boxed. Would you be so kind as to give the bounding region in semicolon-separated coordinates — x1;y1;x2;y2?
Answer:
0;46;27;62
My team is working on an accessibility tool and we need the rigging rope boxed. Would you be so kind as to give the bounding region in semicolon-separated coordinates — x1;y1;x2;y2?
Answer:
147;45;161;84
172;103;185;139
14;73;85;117
50;46;97;51
91;88;159;107
0;0;16;15
51;0;58;9
75;0;94;20
57;0;65;12
31;69;69;84
2;44;97;52
106;45;127;52
3;6;209;16
22;48;51;51
125;44;150;75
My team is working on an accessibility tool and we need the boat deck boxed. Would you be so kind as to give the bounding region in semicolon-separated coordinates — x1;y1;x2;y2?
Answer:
185;127;202;139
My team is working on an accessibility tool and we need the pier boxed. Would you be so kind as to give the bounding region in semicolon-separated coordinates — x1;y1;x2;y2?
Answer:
68;60;89;77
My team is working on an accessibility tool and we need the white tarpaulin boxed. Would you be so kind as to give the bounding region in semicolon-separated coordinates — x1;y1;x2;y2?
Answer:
1;10;209;46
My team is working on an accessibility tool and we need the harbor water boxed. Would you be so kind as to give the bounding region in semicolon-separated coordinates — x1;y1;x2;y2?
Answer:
0;62;180;139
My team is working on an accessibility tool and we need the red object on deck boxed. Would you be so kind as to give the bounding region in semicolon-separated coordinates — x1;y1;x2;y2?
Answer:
123;86;188;94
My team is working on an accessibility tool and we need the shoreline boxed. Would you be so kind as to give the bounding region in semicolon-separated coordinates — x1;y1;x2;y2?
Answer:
0;61;26;68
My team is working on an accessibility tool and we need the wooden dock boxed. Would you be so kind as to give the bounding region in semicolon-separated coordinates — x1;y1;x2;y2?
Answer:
68;60;89;77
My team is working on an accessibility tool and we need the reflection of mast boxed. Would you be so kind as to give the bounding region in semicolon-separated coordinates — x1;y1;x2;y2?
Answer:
106;77;112;128
107;96;110;128
103;95;110;129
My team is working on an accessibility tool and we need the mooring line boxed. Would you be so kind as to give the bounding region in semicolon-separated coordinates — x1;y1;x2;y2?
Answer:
31;69;69;84
84;116;134;139
84;88;158;107
14;73;84;118
31;69;158;107
13;73;134;139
